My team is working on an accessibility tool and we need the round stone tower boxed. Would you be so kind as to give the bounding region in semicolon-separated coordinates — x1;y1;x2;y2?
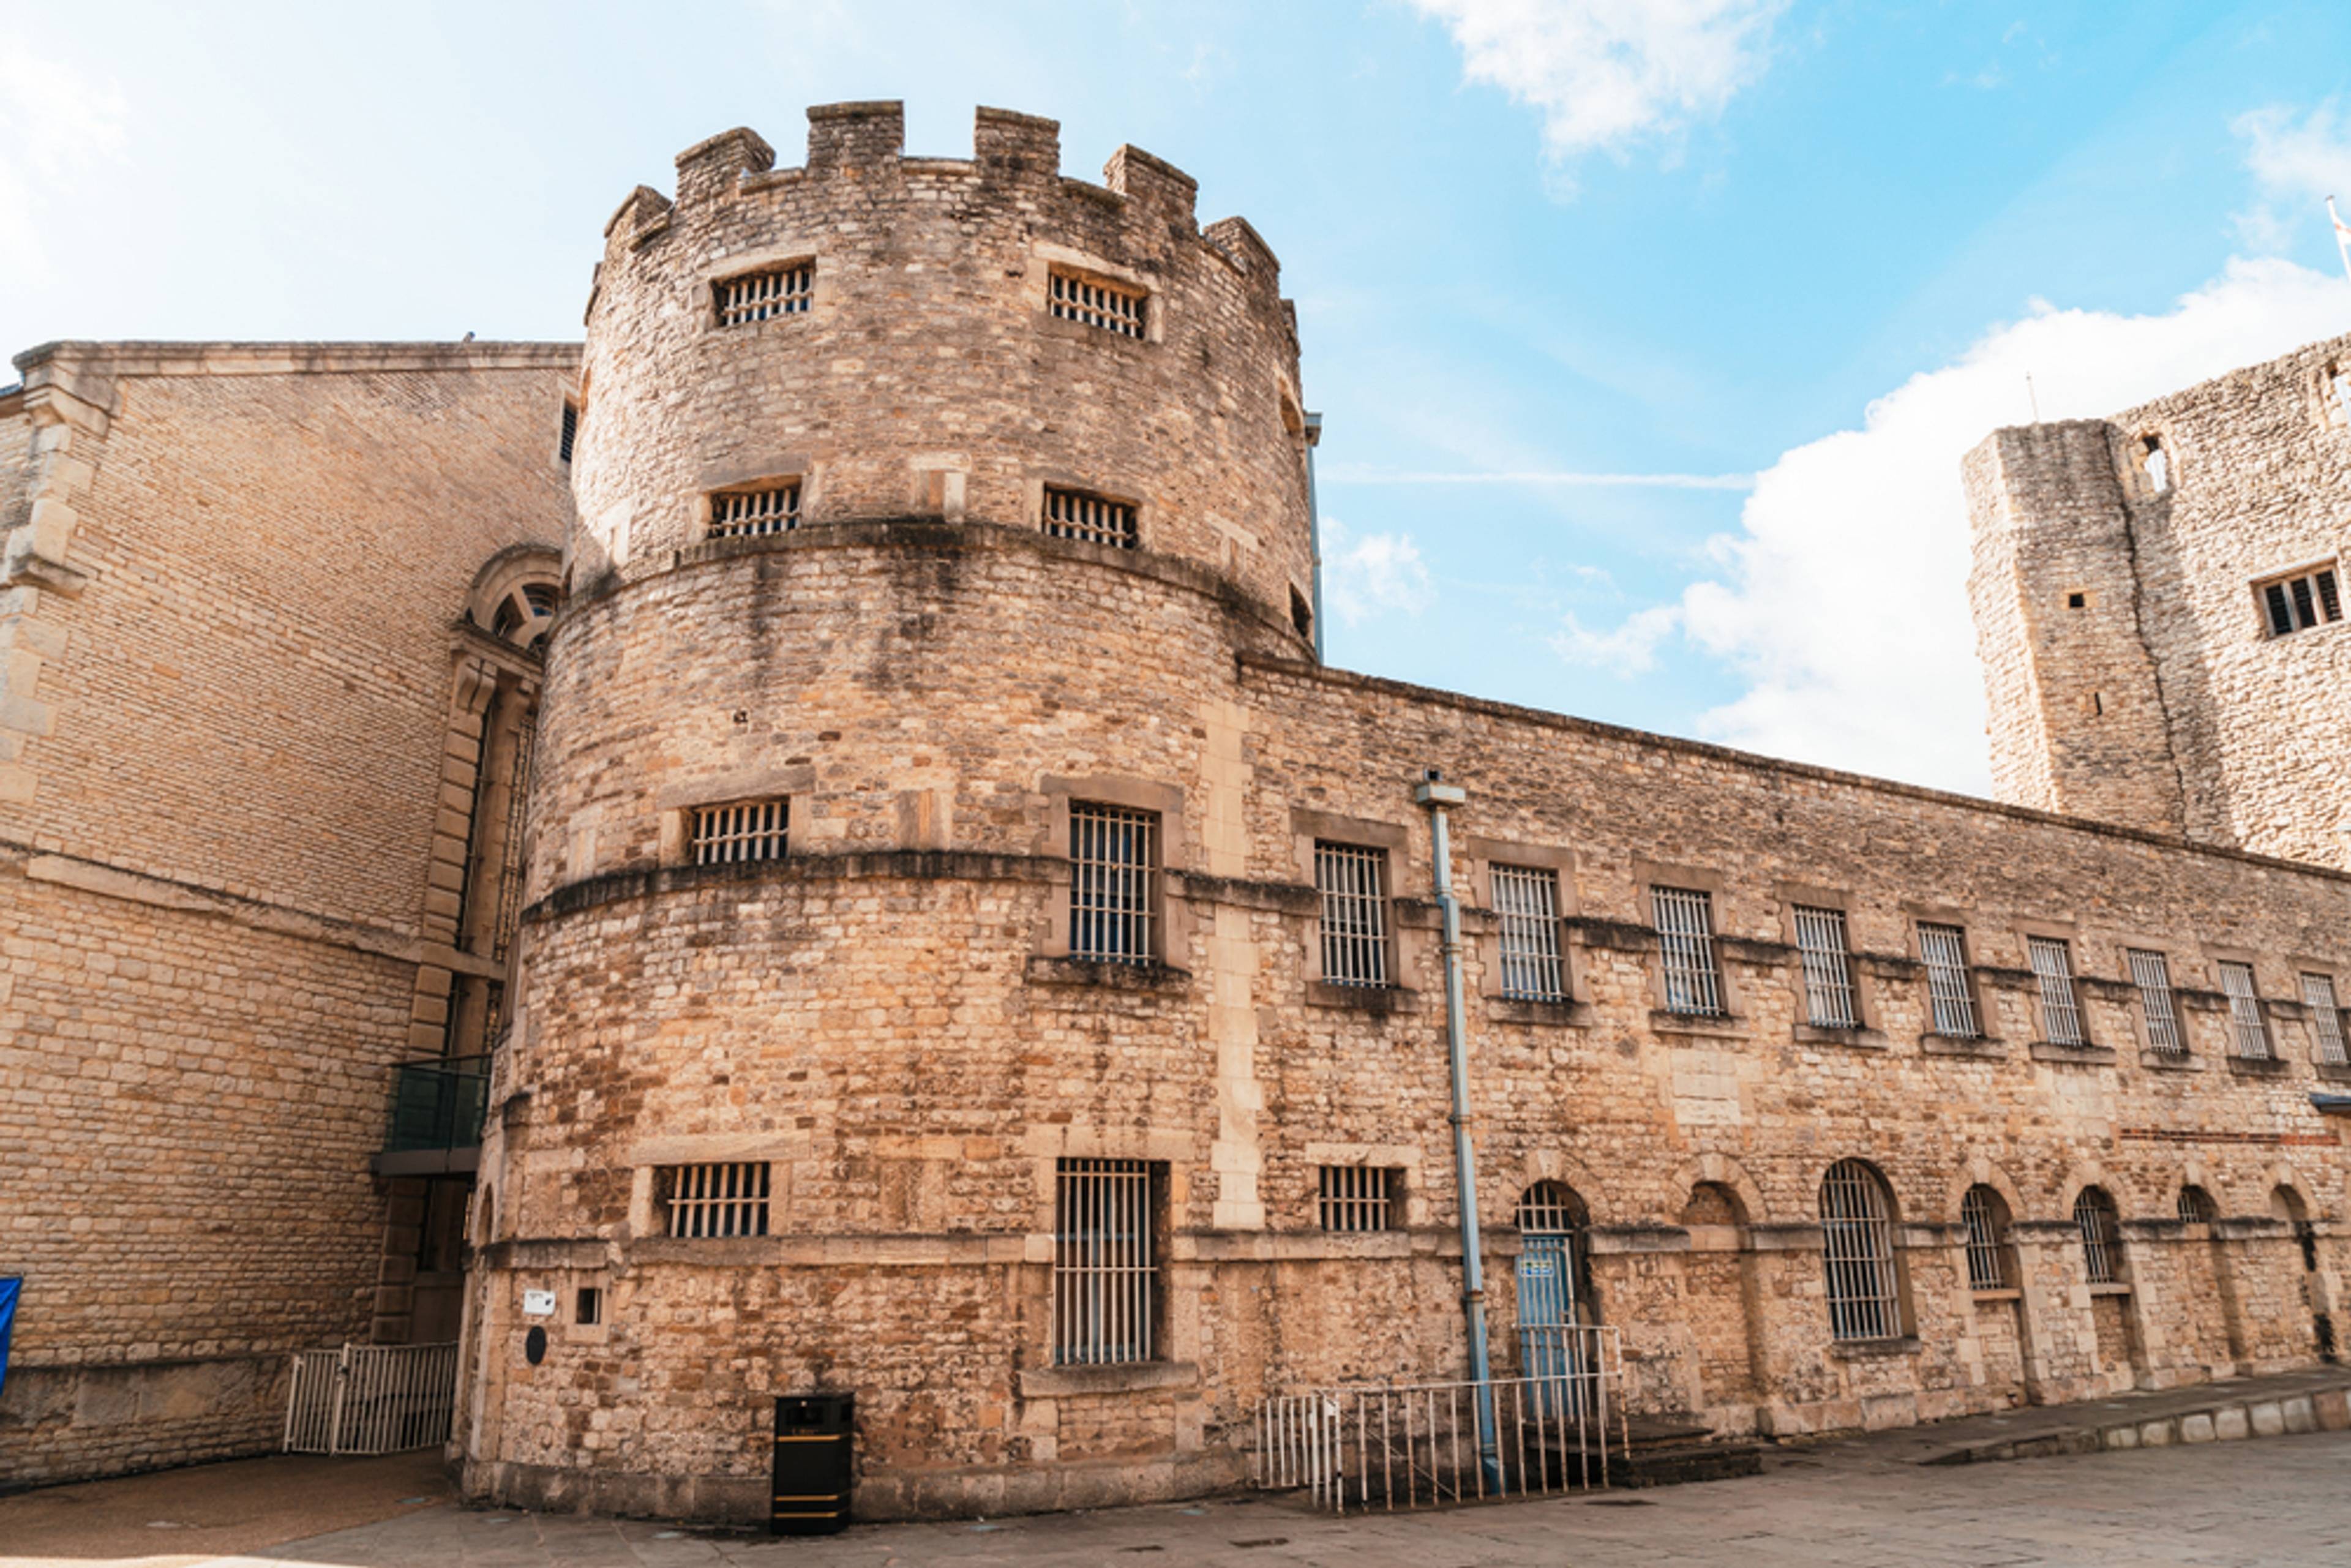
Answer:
462;103;1318;1520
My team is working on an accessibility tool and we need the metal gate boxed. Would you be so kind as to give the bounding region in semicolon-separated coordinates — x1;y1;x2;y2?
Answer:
1517;1228;1598;1424
283;1341;460;1455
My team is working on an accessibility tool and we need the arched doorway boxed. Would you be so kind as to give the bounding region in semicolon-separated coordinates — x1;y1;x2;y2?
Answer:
1513;1181;1592;1384
2272;1186;2334;1361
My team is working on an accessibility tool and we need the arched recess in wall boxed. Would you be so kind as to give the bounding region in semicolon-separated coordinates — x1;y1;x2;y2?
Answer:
1678;1179;1765;1414
1512;1180;1596;1378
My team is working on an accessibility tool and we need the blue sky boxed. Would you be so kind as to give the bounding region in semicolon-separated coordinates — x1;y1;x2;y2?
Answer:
7;1;2351;793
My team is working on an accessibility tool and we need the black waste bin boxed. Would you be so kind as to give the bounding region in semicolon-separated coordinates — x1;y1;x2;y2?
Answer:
771;1391;854;1535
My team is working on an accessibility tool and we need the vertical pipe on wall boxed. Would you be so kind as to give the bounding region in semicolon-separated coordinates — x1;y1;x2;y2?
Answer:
1414;769;1501;1489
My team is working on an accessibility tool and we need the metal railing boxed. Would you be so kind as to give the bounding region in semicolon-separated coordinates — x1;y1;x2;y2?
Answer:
1255;1331;1629;1512
284;1341;459;1455
383;1056;490;1153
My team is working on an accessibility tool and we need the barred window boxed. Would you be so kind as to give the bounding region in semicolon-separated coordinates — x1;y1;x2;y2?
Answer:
1043;486;1138;549
659;1162;771;1239
715;263;812;326
1315;841;1389;988
2257;564;2342;639
1651;887;1723;1016
2027;936;2085;1046
2074;1187;2123;1285
1919;923;1978;1038
1820;1160;1901;1341
1491;864;1565;1002
2303;973;2348;1065
1318;1166;1396;1233
2177;1185;2218;1224
1049;268;1146;339
2219;961;2271;1058
2129;949;2184;1054
708;484;800;539
1959;1184;2013;1292
1053;1158;1157;1366
1069;803;1157;964
1793;906;1857;1029
691;799;788;866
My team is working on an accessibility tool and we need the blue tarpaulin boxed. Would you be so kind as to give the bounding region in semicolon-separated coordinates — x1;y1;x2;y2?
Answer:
0;1277;18;1400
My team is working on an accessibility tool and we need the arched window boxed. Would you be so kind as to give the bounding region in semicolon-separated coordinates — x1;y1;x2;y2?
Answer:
1820;1160;1901;1340
487;579;560;651
2177;1185;2218;1224
1959;1184;2016;1292
2074;1187;2124;1284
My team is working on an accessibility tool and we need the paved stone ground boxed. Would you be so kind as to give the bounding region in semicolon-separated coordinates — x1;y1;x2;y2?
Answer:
9;1430;2349;1567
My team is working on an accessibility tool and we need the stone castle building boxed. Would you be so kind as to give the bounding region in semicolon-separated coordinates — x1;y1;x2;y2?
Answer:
4;102;2350;1520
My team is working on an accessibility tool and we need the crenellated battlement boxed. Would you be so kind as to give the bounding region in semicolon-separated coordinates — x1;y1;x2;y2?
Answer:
602;102;1278;301
572;101;1312;633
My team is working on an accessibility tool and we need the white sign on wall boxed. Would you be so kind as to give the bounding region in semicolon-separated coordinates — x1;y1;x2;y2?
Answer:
522;1289;557;1318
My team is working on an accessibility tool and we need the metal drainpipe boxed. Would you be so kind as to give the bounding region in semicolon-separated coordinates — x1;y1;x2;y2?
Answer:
1414;768;1501;1487
1304;411;1326;662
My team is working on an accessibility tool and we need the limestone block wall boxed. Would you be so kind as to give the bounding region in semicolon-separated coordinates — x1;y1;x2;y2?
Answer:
568;103;1315;638
1966;332;2351;868
0;342;575;1485
469;520;2351;1521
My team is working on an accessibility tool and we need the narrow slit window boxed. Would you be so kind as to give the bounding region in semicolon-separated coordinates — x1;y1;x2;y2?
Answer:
1052;1158;1157;1365
1315;841;1389;988
2128;949;2184;1054
1491;864;1565;1002
2027;936;2085;1046
2140;436;2170;494
1793;906;1857;1029
1652;887;1723;1016
1049;269;1147;339
558;402;578;464
1820;1160;1900;1341
691;799;788;866
660;1162;771;1239
1043;486;1138;549
1318;1166;1396;1233
2303;973;2347;1065
2258;565;2342;638
708;484;801;539
1919;923;1978;1038
1068;803;1157;964
715;264;813;326
2219;961;2271;1059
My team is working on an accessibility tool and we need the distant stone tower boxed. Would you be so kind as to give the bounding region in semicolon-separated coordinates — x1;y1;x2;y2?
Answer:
1965;331;2351;868
463;102;1316;1518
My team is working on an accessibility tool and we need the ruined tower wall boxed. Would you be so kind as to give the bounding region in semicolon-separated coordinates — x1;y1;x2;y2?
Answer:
1967;332;2351;867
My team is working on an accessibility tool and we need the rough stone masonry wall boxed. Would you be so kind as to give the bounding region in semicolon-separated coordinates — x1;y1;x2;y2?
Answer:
1967;332;2351;868
470;530;2351;1522
0;343;576;1486
570;103;1314;634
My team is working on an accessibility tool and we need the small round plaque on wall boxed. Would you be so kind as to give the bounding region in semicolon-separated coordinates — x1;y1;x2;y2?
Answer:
525;1326;547;1365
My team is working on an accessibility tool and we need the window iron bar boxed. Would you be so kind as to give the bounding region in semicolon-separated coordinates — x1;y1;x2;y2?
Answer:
1049;269;1146;338
1069;803;1157;964
2128;949;2183;1054
2304;973;2348;1065
1820;1160;1900;1341
662;1162;771;1239
2074;1190;2122;1284
1651;887;1723;1016
1919;923;1978;1038
2027;936;2085;1046
716;264;813;326
1793;906;1857;1029
692;799;788;866
1316;842;1390;988
1053;1158;1155;1365
2219;961;2271;1059
707;484;800;539
1959;1185;2010;1292
1491;865;1566;1002
1043;486;1138;549
1319;1166;1394;1233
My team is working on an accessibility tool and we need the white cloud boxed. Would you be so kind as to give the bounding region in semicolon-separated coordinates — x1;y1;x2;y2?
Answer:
1671;257;2351;793
2233;102;2351;252
0;50;129;288
1322;516;1436;625
1409;0;1786;177
1549;602;1682;675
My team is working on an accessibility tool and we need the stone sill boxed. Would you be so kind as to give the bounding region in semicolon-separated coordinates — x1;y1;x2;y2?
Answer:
1649;1009;1752;1041
1018;1360;1199;1399
2225;1054;2292;1078
1921;1033;2003;1059
2088;1281;2133;1297
2029;1041;2118;1067
1307;981;1414;1014
1793;1024;1889;1052
1970;1288;2023;1304
1023;955;1191;992
2315;1062;2351;1084
1487;996;1592;1028
2141;1049;2203;1072
1829;1335;1920;1362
